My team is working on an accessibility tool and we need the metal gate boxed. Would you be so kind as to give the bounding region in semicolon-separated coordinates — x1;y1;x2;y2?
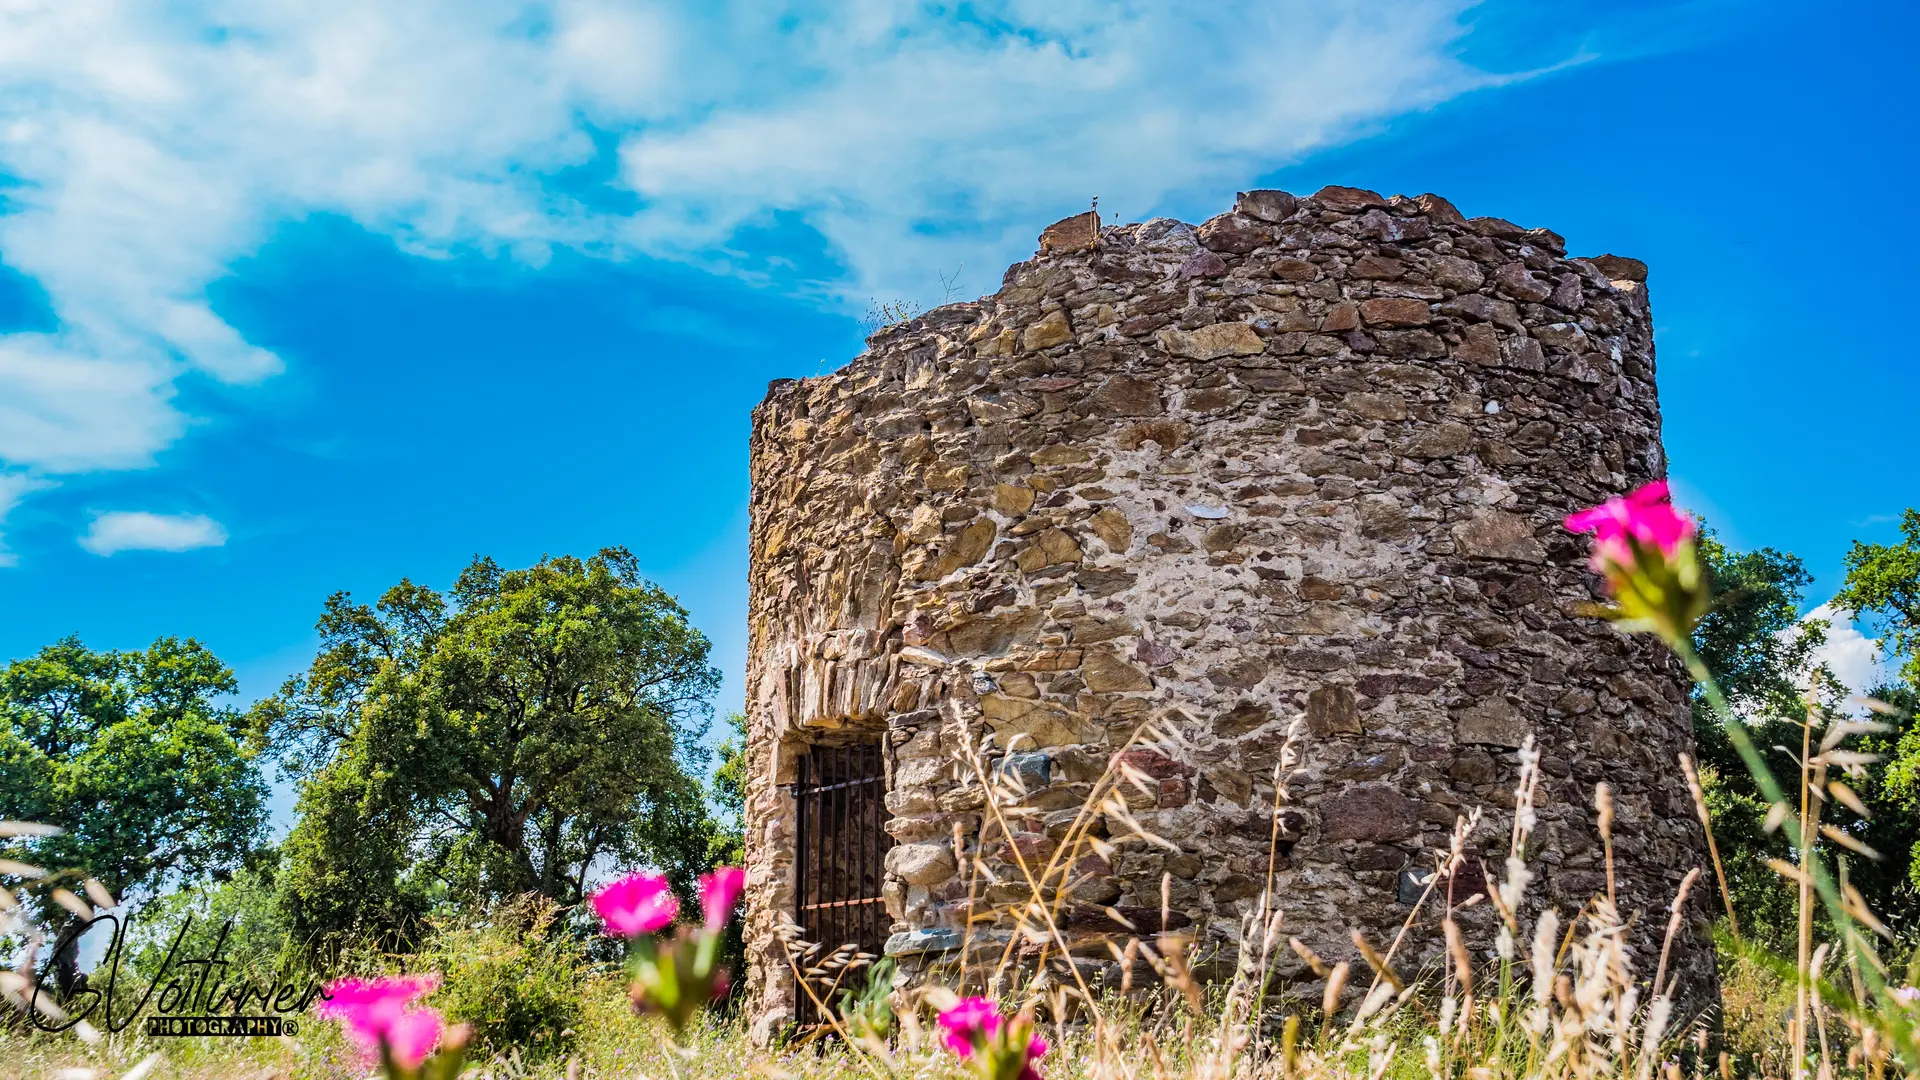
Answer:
793;740;892;1023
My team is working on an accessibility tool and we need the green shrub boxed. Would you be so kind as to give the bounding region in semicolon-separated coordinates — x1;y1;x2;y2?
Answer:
423;895;589;1057
124;861;312;985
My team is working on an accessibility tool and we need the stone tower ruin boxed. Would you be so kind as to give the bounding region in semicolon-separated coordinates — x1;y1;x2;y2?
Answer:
740;185;1714;1037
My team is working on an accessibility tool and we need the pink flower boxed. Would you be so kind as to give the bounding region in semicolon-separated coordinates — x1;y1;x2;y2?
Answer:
1021;1035;1050;1080
592;872;679;937
938;996;1003;1057
317;975;439;1049
383;1007;445;1069
1895;985;1920;1006
699;867;746;931
1563;480;1694;570
938;998;1046;1079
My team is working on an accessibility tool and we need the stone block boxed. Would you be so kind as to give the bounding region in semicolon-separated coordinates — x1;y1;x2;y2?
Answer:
1236;189;1298;223
1158;322;1265;360
1022;311;1074;351
1321;784;1419;841
1452;511;1546;563
1454;698;1532;748
1039;211;1101;255
887;841;956;886
885;927;964;956
1310;185;1386;211
1359;295;1436;326
1306;685;1361;736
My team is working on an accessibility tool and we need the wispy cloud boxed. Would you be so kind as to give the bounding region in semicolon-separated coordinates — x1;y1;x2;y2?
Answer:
0;472;48;565
0;0;1516;550
79;511;228;556
1848;513;1904;529
1802;602;1889;702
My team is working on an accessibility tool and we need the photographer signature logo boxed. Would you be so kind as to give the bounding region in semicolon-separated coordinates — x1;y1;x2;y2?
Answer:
27;911;328;1038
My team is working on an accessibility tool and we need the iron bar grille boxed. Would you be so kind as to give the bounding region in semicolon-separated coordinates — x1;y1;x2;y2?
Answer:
793;740;892;1025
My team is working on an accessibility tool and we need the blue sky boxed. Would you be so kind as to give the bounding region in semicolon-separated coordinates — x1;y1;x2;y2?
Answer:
0;0;1915;775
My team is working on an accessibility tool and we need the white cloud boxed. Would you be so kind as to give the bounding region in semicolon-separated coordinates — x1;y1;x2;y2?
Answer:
79;511;228;556
0;1;1512;529
1800;603;1889;702
619;3;1504;301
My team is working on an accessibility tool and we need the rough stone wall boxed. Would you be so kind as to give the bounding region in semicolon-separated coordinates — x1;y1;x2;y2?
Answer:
741;185;1714;1038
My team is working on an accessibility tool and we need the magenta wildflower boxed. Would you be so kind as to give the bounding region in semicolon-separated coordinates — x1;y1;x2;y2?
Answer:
1563;481;1709;645
592;872;679;937
602;866;741;1033
316;974;438;1049
699;866;746;931
1563;479;1694;570
938;996;1047;1079
1020;1035;1050;1080
939;996;1004;1056
382;1007;445;1070
316;975;463;1076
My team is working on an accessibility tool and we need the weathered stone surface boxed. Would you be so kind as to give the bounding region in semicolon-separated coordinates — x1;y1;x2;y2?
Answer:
1455;698;1532;748
1083;650;1153;693
1198;214;1269;254
743;188;1712;1034
1311;184;1386;211
1015;527;1082;571
1351;253;1404;280
1022;310;1073;351
999;751;1052;790
1358;297;1431;328
1591;254;1649;282
1320;302;1360;331
1469;216;1528;240
1344;392;1408;421
1431;255;1485;292
1091;375;1163;416
1159;322;1265;360
1493;262;1552;303
1440;293;1521;329
1405;422;1473;459
1453;511;1547;562
1307;684;1361;736
1089;507;1132;552
1415;192;1467;224
948;610;1041;655
1321;785;1418;841
1179;250;1229;278
1116;420;1192;450
1269;257;1319;283
992;483;1035;516
981;695;1093;746
1030;444;1089;465
1039;211;1101;255
935;518;997;576
1454;323;1499;365
885;927;962;957
1236;189;1299;223
887;841;956;886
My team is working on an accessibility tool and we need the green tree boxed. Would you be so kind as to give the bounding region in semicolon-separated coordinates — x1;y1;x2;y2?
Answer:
1687;521;1920;944
1837;511;1920;908
1686;530;1838;945
0;636;266;985
1838;509;1920;689
255;548;722;946
124;858;295;983
1691;530;1830;728
708;711;748;868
